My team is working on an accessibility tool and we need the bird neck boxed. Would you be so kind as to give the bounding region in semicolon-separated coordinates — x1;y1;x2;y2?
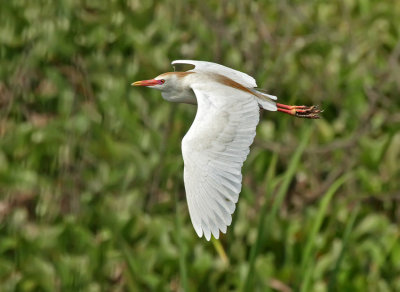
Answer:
161;72;197;105
161;88;197;105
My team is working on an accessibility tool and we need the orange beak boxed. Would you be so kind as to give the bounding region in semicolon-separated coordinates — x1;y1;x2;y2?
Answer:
131;79;161;86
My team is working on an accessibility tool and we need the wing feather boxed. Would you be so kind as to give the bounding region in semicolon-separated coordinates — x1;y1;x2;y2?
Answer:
172;60;278;111
181;82;260;240
172;60;257;88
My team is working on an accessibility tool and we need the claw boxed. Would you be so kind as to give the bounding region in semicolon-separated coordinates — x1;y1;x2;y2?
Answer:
294;105;322;119
277;103;323;119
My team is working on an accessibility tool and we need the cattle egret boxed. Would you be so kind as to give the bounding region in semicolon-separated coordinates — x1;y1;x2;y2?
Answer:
132;60;321;241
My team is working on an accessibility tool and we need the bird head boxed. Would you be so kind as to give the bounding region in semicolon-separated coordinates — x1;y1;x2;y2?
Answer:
131;71;196;104
131;75;166;90
132;72;195;89
132;72;185;91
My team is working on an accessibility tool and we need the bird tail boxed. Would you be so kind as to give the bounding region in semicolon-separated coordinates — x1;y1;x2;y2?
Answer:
251;88;277;111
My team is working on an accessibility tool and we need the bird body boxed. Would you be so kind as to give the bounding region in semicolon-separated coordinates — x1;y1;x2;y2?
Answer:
132;60;320;240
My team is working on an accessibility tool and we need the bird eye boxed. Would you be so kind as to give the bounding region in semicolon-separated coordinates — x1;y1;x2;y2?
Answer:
159;79;165;84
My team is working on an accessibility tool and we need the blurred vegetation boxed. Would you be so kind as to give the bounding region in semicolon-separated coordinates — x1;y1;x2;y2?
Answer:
1;0;400;291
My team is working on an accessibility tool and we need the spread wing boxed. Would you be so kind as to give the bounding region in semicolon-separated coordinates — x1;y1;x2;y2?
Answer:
181;82;260;240
172;60;257;88
172;60;278;110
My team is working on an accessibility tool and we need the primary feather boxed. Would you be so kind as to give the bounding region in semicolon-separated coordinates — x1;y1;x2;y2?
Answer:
182;82;260;240
172;60;257;88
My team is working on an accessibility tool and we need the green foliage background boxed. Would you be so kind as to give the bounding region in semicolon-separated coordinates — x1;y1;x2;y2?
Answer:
1;0;400;291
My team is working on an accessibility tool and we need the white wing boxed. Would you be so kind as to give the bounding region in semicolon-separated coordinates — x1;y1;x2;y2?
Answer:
181;81;260;240
172;60;278;111
172;60;257;88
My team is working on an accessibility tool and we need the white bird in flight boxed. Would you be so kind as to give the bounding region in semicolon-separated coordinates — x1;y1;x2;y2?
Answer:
132;60;320;241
